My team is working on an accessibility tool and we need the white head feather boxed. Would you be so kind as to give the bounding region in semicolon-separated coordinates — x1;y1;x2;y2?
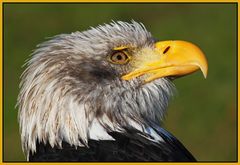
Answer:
17;21;175;159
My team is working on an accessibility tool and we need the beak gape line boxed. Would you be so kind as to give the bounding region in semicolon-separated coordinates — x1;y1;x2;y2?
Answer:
122;40;208;82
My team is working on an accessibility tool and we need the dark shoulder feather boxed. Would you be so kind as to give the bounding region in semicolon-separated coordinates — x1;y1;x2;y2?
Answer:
149;124;196;161
29;128;196;162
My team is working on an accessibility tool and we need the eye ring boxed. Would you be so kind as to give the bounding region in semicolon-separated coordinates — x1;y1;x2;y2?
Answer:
109;51;130;64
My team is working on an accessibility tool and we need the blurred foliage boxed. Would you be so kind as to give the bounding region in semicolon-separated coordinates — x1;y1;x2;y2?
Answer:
3;3;236;161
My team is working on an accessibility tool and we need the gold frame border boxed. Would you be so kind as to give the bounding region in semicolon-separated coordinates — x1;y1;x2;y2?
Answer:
1;1;238;165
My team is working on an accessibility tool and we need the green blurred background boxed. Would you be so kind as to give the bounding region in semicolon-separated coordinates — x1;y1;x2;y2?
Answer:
3;3;237;161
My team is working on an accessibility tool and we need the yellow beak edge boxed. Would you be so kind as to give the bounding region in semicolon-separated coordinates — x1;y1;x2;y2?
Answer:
121;40;208;83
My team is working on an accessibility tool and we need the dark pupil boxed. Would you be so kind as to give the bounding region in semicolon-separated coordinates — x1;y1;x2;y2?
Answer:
116;54;123;60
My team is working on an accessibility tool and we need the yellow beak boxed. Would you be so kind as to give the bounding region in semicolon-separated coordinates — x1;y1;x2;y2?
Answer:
121;40;208;83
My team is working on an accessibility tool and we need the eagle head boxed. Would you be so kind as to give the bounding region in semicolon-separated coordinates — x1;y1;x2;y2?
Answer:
17;21;208;158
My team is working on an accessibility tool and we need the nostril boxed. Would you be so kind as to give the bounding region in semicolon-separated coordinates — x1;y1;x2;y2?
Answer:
163;46;170;54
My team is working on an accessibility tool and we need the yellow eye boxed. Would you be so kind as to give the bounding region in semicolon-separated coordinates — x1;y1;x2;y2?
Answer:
109;51;130;64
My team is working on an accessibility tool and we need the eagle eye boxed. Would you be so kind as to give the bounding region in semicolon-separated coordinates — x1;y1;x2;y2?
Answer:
109;51;130;64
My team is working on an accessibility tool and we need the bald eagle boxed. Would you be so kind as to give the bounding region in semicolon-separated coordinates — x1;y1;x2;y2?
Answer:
17;21;208;162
